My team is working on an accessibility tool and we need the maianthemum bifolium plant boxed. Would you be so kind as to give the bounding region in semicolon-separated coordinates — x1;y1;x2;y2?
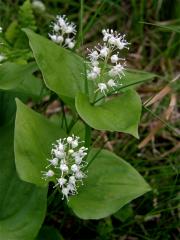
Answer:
0;11;156;240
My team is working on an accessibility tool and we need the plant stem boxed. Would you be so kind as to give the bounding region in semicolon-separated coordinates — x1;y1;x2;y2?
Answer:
85;123;91;149
77;0;84;49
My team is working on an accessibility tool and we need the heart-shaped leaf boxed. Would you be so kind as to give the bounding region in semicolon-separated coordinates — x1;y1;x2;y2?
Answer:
69;149;151;219
24;29;85;104
0;122;47;240
75;89;142;138
14;99;66;186
0;62;44;99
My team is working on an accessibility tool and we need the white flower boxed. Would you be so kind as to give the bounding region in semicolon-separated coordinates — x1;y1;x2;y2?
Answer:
60;163;69;172
53;24;60;32
47;157;59;167
115;35;129;50
62;187;69;200
0;54;6;63
57;177;67;187
88;50;99;61
92;66;101;75
68;41;75;49
108;36;116;45
68;149;74;154
42;135;88;201
98;83;107;95
65;24;76;34
65;38;71;44
67;183;76;193
91;60;99;66
0;27;2;33
108;63;125;78
32;0;46;12
75;171;85;180
71;164;79;173
99;46;109;58
69;176;76;185
102;29;111;41
53;149;65;159
107;79;117;87
49;34;64;44
42;169;54;179
57;15;67;27
111;54;119;63
49;14;76;49
67;136;73;144
87;71;98;80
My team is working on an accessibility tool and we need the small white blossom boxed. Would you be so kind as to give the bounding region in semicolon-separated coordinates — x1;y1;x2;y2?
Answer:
0;27;2;33
115;35;129;50
42;169;54;179
49;14;76;49
87;50;99;61
32;0;46;12
68;41;75;49
99;46;109;58
47;157;59;167
0;54;6;63
68;149;74;154
53;149;65;159
42;135;88;201
57;177;67;187
87;71;98;80
108;63;125;78
111;54;119;63
62;187;69;200
67;136;73;143
71;164;79;173
60;163;69;173
69;176;76;185
92;66;101;75
97;83;108;95
107;79;117;88
75;171;85;180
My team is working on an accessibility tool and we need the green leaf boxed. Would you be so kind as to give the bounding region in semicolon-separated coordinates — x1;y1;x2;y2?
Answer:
0;62;43;99
14;99;66;186
0;62;37;90
75;89;142;138
142;21;180;33
24;29;85;103
122;69;157;87
0;91;16;126
69;149;151;219
0;122;47;240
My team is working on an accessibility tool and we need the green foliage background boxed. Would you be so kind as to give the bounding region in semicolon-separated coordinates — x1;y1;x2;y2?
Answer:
0;0;179;239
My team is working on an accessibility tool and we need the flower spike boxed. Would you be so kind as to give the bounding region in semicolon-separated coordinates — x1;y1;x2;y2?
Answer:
42;135;88;201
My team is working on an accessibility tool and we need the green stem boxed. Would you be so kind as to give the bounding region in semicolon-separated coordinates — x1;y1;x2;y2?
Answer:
85;123;91;149
61;101;68;133
76;0;84;49
93;78;152;105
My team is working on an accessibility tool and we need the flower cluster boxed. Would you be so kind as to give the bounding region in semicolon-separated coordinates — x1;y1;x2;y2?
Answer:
86;29;130;95
42;135;88;200
49;15;76;49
